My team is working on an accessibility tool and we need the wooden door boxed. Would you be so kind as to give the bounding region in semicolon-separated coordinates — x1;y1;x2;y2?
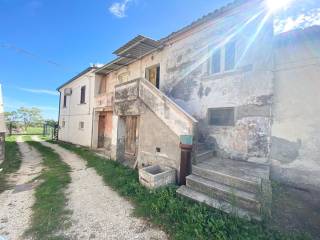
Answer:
124;116;139;160
98;115;105;148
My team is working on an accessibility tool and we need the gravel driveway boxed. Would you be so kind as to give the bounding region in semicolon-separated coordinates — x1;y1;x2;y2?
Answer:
0;136;42;240
39;140;167;240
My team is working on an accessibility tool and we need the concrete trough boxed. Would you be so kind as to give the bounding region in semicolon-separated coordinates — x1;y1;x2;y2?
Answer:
139;165;176;189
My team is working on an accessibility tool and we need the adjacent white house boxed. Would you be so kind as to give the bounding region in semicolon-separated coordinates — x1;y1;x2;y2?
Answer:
57;67;97;147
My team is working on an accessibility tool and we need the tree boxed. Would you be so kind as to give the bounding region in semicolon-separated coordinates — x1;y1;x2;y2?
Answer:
44;119;58;127
17;107;43;131
4;111;19;130
5;111;18;123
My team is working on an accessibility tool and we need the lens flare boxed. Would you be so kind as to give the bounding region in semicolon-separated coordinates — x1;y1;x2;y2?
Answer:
267;0;293;12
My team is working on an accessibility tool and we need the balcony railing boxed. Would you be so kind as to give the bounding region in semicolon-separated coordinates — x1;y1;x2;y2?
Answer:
95;93;114;108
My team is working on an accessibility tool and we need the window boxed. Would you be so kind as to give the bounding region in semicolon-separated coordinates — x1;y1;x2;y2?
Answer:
80;86;86;104
208;108;235;126
79;121;84;129
118;72;129;84
209;41;236;74
145;65;160;89
61;121;65;128
225;41;236;71
211;49;221;74
63;95;67;108
99;78;106;94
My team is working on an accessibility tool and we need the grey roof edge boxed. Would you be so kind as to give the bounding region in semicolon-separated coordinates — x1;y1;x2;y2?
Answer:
90;0;257;77
57;66;98;91
159;0;256;43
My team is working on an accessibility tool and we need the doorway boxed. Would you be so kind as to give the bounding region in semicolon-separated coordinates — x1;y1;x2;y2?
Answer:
98;115;105;148
97;111;113;149
145;64;160;89
124;116;139;162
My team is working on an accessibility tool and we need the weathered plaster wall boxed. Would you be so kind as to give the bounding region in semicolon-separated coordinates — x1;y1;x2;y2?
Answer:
108;3;274;163
138;106;181;179
160;6;274;161
58;70;96;147
271;36;320;189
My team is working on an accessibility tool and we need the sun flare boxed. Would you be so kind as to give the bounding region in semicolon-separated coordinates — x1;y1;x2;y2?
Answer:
267;0;293;12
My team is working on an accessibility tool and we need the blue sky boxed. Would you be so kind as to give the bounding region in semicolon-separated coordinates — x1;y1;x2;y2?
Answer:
0;0;319;120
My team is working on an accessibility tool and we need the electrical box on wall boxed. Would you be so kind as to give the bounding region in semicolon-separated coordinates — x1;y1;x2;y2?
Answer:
64;88;72;96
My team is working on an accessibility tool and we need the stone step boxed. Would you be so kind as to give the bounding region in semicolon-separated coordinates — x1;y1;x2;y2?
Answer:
192;165;260;194
186;174;261;214
177;185;261;221
196;150;214;162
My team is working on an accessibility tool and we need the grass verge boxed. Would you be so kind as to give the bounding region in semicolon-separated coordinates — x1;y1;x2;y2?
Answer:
24;136;71;240
0;135;22;193
55;141;310;240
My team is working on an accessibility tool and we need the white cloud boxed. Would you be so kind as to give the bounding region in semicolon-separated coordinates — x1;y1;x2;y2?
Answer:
275;8;320;34
18;87;59;96
109;0;132;18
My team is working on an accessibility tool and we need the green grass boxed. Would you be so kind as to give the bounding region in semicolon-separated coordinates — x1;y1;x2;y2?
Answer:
24;136;71;240
55;141;310;240
26;127;43;135
0;135;22;193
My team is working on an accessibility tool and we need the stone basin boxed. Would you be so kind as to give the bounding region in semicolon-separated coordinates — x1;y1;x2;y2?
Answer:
139;165;176;189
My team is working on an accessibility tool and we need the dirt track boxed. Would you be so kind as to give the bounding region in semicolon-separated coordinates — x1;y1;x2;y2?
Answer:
0;136;42;240
39;139;167;240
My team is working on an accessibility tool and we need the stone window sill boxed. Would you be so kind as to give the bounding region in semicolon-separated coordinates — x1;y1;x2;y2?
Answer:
202;65;253;81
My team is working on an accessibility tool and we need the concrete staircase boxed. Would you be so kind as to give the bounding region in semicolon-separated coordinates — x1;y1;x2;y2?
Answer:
177;157;271;220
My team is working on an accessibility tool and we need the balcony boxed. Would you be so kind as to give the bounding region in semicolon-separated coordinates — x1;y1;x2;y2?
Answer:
94;93;114;110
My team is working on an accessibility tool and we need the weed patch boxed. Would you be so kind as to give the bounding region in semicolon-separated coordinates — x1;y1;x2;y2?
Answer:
55;141;310;240
25;137;71;240
0;135;22;192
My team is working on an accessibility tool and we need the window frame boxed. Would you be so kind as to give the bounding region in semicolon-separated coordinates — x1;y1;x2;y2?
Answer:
80;86;86;104
63;95;67;108
209;40;237;75
79;121;85;130
210;49;221;74
224;41;236;71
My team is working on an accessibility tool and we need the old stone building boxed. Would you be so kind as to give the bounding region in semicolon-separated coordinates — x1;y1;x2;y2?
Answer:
57;0;320;222
0;84;5;164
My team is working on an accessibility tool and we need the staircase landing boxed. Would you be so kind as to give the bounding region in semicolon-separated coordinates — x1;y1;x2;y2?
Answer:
177;157;271;220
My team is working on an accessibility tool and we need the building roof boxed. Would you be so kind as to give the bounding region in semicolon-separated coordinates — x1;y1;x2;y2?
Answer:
57;66;98;91
0;84;6;133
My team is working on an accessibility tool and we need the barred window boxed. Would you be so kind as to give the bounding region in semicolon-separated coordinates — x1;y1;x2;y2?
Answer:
208;108;235;126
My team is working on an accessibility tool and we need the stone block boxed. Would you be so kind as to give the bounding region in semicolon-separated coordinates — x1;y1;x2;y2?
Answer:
139;165;176;189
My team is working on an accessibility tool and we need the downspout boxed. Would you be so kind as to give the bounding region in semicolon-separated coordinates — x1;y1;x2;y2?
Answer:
57;91;61;140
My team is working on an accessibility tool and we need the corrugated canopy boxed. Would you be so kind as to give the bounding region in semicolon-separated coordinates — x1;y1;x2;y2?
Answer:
95;57;133;75
96;35;161;75
113;35;160;58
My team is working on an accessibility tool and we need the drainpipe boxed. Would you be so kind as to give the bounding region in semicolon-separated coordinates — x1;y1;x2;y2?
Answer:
179;135;193;185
